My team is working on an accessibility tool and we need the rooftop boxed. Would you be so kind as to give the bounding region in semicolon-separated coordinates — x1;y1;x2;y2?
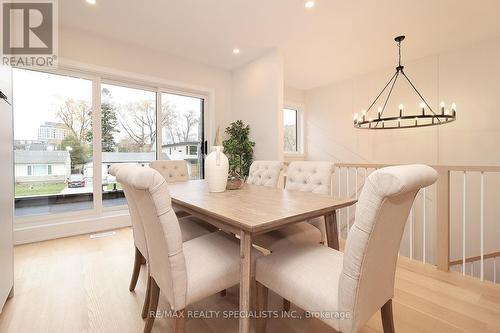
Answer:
14;150;70;164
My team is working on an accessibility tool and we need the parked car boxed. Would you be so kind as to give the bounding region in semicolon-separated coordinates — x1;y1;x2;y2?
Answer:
67;174;85;188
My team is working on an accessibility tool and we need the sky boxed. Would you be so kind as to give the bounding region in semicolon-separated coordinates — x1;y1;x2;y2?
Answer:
12;68;202;143
283;108;297;126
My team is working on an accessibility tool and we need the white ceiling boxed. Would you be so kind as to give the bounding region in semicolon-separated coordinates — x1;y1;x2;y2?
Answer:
60;0;500;90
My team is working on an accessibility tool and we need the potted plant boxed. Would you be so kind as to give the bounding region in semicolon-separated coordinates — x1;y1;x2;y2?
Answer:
223;120;255;190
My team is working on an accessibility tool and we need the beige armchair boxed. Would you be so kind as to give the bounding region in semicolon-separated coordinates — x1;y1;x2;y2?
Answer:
110;164;212;319
127;167;263;333
252;161;335;252
255;164;438;333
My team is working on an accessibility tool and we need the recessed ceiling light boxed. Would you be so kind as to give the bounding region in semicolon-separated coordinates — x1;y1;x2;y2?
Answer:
305;1;315;9
233;48;240;55
86;0;96;5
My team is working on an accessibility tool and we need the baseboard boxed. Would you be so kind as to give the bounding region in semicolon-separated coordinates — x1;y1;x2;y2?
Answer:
14;213;131;245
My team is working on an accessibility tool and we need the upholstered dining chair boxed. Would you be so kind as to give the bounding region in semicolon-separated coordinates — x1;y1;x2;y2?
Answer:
254;164;438;333
109;164;212;319
150;160;191;218
246;160;283;187
252;161;335;252
128;167;263;333
250;161;334;311
150;160;189;183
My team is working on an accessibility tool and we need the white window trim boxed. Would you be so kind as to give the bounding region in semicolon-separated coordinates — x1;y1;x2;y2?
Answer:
283;101;306;159
13;59;214;244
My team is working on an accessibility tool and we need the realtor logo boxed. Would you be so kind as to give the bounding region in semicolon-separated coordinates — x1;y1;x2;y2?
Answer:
1;0;58;67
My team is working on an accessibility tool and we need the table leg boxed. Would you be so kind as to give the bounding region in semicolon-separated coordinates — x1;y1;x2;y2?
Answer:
324;211;339;250
239;230;253;333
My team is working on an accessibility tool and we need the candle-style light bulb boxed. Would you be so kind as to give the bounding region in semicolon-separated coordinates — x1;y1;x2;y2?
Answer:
377;106;382;119
440;101;445;115
362;110;366;121
399;104;403;117
451;103;457;117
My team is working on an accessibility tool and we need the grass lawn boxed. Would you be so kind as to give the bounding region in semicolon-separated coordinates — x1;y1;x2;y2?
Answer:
105;183;122;191
15;183;66;197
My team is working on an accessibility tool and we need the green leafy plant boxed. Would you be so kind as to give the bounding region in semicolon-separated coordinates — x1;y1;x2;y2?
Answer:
223;120;255;178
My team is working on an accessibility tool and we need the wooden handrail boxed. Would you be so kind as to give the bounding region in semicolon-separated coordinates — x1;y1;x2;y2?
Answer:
449;251;500;266
335;163;500;173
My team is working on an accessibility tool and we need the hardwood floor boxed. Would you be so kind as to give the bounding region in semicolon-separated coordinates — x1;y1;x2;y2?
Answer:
1;228;500;333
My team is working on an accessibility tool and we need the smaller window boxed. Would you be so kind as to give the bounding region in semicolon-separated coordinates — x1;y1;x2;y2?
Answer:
188;145;198;156
27;165;32;176
283;108;298;153
47;165;52;175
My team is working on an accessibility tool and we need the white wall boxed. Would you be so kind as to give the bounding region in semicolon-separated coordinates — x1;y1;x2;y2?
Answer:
304;38;500;277
284;85;306;104
0;64;14;311
59;26;233;133
305;38;500;166
231;50;284;160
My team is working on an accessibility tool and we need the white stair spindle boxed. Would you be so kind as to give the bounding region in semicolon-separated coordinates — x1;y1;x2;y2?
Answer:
462;171;466;275
494;258;497;283
337;168;341;238
423;188;426;264
480;171;484;281
346;168;350;231
355;168;358;199
409;207;413;260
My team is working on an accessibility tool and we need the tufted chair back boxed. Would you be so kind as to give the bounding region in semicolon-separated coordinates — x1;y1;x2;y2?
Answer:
109;164;147;258
128;167;188;311
285;161;335;194
151;160;189;183
339;165;438;333
246;161;283;187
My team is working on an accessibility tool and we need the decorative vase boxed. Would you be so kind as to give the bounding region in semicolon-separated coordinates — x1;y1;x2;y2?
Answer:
205;146;229;192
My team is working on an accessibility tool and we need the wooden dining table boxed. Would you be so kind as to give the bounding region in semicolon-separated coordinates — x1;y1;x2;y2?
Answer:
168;180;356;333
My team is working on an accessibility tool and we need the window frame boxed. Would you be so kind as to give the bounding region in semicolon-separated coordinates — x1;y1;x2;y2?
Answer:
283;101;305;157
13;64;212;231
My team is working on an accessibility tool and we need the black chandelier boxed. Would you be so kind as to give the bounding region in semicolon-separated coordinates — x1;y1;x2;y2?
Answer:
354;36;456;129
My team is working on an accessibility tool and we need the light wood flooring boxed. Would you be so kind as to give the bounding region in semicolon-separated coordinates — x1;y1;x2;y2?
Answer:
1;228;500;333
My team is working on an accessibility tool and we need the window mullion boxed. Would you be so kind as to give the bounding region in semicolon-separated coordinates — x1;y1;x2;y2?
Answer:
92;76;103;214
156;89;162;160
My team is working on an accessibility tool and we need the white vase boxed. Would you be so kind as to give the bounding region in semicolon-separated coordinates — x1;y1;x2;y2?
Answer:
205;146;229;192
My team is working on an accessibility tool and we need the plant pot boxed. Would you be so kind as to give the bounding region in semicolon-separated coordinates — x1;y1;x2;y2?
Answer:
226;177;244;190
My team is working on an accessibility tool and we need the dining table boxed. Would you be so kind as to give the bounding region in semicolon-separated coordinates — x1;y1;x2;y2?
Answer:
168;179;357;333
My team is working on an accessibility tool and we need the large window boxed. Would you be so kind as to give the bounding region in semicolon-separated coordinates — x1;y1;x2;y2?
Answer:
13;69;93;217
12;68;207;220
161;93;204;179
283;107;299;153
100;84;157;207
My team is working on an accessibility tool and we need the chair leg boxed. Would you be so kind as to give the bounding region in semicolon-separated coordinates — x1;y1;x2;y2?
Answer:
174;309;186;333
143;277;160;333
141;274;152;319
381;299;395;333
283;299;291;312
255;282;269;333
130;246;143;292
